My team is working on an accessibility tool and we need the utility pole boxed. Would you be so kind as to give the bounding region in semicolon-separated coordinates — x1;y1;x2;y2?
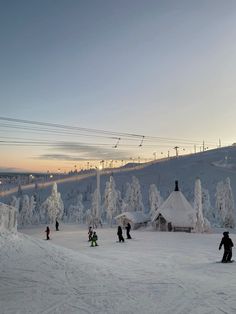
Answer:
194;145;196;154
219;139;221;148
173;146;179;157
203;140;205;152
168;151;170;158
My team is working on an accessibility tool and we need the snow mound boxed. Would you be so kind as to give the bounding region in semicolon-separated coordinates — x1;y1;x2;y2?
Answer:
0;202;17;233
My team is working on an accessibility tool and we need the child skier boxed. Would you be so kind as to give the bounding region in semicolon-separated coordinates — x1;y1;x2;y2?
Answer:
90;231;98;247
45;226;50;240
219;231;234;263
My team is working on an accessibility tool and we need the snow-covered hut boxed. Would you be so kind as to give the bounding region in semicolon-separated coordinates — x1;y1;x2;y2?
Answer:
115;211;150;230
152;181;196;232
0;202;17;233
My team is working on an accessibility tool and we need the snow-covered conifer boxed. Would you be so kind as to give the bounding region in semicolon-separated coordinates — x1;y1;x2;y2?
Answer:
41;183;64;223
85;209;93;226
215;180;226;227
130;176;144;212
149;184;163;217
122;183;132;212
19;194;33;226
194;178;205;232
67;194;84;223
104;176;119;226
202;188;214;223
10;196;20;212
224;178;235;228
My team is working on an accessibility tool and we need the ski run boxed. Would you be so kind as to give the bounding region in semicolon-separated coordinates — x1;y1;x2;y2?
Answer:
1;224;236;314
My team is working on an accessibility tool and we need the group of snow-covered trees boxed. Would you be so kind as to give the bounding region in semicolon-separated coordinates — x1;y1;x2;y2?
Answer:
9;174;236;231
193;177;235;231
11;183;65;226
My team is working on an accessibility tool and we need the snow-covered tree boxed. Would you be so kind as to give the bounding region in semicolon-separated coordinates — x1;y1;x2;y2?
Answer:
19;194;33;226
224;178;235;228
149;184;163;217
122;178;144;212
67;194;84;223
194;179;205;233
104;176;119;226
215;178;235;228
41;183;64;223
122;182;132;212
30;195;39;224
130;176;144;212
202;188;214;223
10;196;20;212
85;209;93;226
215;180;225;227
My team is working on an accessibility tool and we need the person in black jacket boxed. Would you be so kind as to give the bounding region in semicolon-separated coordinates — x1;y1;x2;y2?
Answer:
219;231;234;263
45;226;50;240
125;222;132;239
117;226;125;242
55;219;59;231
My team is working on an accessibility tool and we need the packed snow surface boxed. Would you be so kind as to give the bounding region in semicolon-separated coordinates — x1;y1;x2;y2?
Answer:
1;225;236;314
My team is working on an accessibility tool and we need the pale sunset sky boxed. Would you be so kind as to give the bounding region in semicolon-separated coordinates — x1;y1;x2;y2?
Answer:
0;0;236;172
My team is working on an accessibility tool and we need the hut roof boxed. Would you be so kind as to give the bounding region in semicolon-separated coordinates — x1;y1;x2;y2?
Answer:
115;211;150;224
152;191;196;228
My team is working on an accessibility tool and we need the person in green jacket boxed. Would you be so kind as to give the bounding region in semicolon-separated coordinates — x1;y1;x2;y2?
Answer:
90;231;98;247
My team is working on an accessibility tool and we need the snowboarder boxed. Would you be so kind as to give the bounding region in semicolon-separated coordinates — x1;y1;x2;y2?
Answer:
55;219;59;231
117;226;125;242
90;231;98;247
45;226;50;240
88;226;93;241
219;231;234;263
125;222;132;239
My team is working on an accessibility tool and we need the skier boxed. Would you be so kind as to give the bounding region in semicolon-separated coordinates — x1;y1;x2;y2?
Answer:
125;222;132;239
88;226;93;241
90;231;98;247
117;226;125;242
45;226;50;240
219;231;234;263
55;219;59;231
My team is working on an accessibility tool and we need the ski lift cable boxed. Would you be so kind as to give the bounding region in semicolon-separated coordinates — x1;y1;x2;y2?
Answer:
0;116;224;146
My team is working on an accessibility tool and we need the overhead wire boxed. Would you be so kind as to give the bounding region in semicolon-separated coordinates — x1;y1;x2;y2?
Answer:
0;116;220;146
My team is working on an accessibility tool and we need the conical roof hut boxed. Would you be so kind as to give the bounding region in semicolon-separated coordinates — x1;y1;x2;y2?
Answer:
152;181;196;232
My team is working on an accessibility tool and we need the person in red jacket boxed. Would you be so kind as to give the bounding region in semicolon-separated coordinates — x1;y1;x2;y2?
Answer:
219;231;234;263
45;226;50;240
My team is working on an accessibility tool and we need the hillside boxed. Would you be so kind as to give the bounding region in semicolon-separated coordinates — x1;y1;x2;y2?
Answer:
2;146;236;213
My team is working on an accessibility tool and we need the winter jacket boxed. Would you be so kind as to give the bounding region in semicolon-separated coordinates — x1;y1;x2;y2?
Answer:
219;236;234;250
92;234;98;241
117;227;123;236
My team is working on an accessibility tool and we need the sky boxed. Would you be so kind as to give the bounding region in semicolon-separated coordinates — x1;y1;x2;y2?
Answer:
0;0;236;172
